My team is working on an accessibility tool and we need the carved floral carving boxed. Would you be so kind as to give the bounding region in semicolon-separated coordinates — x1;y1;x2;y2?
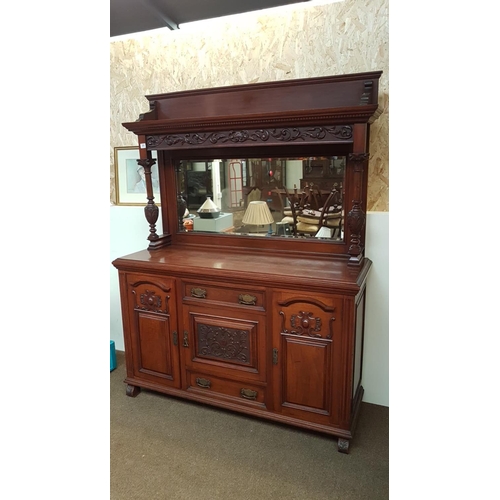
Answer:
147;125;353;149
132;289;169;314
279;310;333;339
197;324;250;363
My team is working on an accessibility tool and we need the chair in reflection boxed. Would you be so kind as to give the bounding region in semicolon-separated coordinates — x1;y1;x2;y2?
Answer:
299;188;343;238
275;185;343;238
274;185;312;236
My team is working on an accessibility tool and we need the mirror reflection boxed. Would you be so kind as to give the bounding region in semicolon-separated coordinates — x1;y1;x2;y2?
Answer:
175;157;345;241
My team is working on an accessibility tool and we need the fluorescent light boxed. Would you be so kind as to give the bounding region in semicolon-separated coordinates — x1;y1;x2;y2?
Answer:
110;26;174;41
309;0;345;5
178;0;345;30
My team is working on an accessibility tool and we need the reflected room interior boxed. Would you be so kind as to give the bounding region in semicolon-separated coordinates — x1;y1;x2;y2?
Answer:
176;156;345;240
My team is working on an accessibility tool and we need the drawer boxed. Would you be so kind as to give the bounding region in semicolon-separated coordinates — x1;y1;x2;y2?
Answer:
182;281;265;311
186;370;267;408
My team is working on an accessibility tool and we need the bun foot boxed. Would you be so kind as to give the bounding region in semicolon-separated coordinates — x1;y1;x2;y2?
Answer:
338;438;350;454
126;384;141;397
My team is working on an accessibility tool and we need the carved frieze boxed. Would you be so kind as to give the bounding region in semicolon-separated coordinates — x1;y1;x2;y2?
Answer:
146;125;353;150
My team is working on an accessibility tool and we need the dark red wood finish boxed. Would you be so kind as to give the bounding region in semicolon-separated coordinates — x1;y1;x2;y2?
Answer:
114;72;382;453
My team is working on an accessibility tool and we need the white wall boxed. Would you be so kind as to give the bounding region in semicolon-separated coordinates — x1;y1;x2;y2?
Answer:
110;205;163;353
364;212;389;406
110;207;389;406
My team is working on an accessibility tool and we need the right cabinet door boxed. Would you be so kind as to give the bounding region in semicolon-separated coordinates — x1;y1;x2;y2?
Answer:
271;290;346;427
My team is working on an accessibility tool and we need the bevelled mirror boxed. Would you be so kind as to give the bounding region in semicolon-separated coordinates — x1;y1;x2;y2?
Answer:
175;156;345;241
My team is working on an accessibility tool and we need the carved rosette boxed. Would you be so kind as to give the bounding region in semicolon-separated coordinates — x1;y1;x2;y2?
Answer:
133;289;169;314
279;311;333;339
197;324;250;363
146;125;353;149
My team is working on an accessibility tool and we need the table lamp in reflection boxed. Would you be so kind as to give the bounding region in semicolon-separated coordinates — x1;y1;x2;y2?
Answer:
242;201;274;236
315;226;333;239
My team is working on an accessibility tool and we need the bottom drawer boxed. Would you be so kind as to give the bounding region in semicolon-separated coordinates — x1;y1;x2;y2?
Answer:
186;371;267;409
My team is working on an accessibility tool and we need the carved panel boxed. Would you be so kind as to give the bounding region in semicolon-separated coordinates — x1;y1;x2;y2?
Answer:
146;125;353;150
197;323;251;364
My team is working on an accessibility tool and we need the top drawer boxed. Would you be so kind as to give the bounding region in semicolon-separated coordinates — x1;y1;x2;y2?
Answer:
182;280;265;311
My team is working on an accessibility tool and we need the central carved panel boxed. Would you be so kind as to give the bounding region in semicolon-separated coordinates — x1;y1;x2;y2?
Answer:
197;324;250;364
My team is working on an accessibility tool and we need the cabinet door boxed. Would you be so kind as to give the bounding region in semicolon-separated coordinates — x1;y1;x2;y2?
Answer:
181;304;266;384
271;291;344;426
180;303;268;409
125;274;181;388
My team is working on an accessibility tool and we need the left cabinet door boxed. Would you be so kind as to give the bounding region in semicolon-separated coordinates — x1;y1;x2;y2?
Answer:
123;273;181;389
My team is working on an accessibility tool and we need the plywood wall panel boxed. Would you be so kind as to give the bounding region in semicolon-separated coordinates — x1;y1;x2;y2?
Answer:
110;0;389;211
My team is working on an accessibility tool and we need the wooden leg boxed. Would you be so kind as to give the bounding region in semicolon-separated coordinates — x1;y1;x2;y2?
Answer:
337;438;350;454
126;384;141;397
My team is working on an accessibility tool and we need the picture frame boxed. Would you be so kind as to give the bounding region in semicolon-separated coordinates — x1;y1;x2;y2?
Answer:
114;146;159;206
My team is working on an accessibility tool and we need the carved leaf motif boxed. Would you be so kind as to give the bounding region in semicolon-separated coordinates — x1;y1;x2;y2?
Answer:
147;125;353;149
347;203;366;235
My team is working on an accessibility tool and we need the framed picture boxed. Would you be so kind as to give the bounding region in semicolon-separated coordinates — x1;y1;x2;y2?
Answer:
114;146;159;205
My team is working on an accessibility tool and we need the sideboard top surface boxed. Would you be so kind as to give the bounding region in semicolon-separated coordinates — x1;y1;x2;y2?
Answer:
112;246;371;293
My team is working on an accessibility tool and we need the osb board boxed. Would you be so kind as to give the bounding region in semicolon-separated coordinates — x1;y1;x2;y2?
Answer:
110;0;389;211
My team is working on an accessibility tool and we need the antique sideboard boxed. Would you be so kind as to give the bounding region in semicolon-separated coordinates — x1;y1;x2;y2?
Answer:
113;71;382;453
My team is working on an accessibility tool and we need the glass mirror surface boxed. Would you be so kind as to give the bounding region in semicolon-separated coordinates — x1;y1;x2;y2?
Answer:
175;157;345;241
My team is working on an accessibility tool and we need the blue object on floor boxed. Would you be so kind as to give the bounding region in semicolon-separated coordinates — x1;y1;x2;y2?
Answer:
110;340;117;371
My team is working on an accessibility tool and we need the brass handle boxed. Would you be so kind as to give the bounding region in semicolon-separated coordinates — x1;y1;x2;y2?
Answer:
238;293;257;306
183;331;189;347
196;377;211;388
191;287;207;299
172;331;178;346
240;388;258;400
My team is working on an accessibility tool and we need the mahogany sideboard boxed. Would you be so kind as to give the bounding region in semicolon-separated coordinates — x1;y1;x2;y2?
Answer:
113;71;382;453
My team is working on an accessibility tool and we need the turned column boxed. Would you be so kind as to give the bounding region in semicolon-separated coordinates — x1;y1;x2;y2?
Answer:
346;152;369;265
137;137;159;247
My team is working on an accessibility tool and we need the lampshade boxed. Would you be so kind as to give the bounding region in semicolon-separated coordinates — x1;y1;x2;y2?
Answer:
197;196;219;213
315;226;333;239
197;196;220;219
242;201;275;225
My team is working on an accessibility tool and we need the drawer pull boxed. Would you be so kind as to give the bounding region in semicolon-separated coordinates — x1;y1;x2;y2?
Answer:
191;287;207;299
238;293;257;306
240;388;258;400
196;377;211;388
